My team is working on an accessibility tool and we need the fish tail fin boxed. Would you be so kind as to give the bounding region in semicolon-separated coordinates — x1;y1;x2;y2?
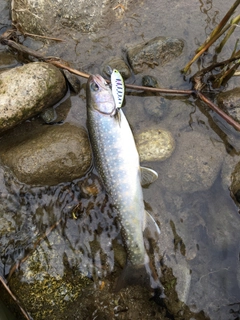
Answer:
114;260;165;298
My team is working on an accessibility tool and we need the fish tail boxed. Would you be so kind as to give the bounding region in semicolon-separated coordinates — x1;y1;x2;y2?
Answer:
114;260;165;298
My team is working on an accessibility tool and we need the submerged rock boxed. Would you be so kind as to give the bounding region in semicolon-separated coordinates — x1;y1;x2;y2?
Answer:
0;123;92;186
62;69;81;94
142;75;159;88
0;51;18;70
217;87;240;123
143;96;169;118
125;36;184;74
40;107;57;124
136;128;175;162
228;160;240;205
102;56;131;80
8;229;92;320
158;131;225;193
0;62;67;133
221;153;240;192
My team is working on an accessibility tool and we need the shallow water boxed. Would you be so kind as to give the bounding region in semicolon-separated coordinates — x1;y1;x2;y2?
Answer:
0;0;240;319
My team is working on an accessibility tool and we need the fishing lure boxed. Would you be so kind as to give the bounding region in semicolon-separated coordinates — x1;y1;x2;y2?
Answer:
110;68;125;109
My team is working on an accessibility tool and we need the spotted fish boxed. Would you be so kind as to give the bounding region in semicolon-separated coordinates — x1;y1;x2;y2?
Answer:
86;74;163;293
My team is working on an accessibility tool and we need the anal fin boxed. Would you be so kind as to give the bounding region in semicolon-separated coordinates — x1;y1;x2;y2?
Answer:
143;210;161;235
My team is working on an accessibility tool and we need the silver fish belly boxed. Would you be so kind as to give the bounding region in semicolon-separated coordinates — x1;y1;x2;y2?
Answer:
88;109;146;265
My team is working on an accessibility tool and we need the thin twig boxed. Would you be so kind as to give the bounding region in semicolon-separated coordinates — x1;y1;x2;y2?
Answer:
196;91;240;131
1;29;240;131
0;276;31;320
191;50;240;89
0;34;195;95
23;32;65;42
7;218;62;281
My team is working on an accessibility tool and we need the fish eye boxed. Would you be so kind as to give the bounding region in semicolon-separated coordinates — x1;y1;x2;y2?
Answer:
90;82;99;91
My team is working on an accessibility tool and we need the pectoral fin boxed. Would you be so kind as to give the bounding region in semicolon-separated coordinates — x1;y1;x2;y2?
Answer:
114;108;121;125
140;167;158;187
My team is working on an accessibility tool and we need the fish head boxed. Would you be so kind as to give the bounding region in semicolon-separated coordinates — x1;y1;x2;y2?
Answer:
87;74;116;116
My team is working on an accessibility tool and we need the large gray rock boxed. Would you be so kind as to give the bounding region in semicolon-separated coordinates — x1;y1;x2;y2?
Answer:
0;62;67;133
158;131;225;193
0;123;92;186
11;0;118;35
125;36;184;74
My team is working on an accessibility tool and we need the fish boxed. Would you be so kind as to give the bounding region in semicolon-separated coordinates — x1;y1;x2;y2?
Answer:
86;74;163;293
109;68;125;109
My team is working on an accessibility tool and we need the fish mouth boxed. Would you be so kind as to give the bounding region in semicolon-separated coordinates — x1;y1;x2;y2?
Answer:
90;74;109;91
88;74;116;116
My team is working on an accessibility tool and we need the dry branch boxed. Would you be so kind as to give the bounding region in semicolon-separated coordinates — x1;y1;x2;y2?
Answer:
1;29;240;131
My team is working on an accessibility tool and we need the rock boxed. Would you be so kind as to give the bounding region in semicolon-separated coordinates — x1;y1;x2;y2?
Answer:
217;87;240;123
158;131;225;193
136;128;175;162
125;36;184;74
11;0;120;35
40;107;57;124
143;96;168;118
0;0;11;29
8;229;92;320
228;161;240;205
142;75;159;88
0;123;92;186
0;51;18;70
62;70;81;93
102;56;131;80
221;153;240;192
0;62;67;133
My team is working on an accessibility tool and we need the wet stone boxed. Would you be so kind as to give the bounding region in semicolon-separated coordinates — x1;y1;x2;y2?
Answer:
62;69;81;93
136;128;175;162
12;0;122;35
217;87;240;123
8;229;92;320
0;123;92;186
102;56;131;80
40;107;57;124
143;96;169;118
0;62;67;133
221;153;240;192
125;36;184;74
142;75;159;88
0;51;19;71
228;161;240;205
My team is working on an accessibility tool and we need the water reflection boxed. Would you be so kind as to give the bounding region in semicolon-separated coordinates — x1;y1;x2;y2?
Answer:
199;0;219;37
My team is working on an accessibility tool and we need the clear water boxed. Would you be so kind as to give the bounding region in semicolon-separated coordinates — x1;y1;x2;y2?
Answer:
0;1;240;319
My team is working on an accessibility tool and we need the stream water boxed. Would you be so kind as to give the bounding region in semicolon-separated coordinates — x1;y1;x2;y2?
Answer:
0;1;240;319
